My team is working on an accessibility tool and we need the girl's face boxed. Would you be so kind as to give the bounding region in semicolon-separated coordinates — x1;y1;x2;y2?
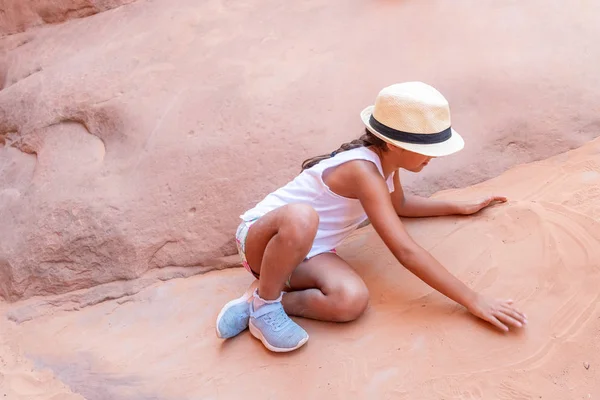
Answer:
387;144;434;172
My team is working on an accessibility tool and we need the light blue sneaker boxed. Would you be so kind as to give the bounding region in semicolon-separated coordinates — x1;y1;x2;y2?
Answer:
215;280;258;339
249;300;309;352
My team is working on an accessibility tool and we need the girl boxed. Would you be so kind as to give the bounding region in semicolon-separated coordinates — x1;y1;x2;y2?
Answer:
215;82;527;353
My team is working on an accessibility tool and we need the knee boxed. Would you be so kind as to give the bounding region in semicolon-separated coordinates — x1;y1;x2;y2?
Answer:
281;204;319;240
330;281;370;322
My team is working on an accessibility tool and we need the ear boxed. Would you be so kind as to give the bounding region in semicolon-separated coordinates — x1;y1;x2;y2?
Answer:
386;143;404;154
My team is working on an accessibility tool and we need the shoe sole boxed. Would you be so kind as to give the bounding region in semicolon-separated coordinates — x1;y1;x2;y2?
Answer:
249;319;309;353
215;280;258;339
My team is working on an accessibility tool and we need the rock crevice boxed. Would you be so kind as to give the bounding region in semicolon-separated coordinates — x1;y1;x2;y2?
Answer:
0;0;139;36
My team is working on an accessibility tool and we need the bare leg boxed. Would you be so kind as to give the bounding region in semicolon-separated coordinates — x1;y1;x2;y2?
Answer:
245;203;319;301
241;204;321;351
283;252;370;322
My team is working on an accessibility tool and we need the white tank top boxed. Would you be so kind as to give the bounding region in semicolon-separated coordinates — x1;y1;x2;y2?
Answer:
240;146;395;259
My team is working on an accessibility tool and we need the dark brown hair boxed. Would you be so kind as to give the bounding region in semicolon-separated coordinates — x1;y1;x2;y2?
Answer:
301;129;388;171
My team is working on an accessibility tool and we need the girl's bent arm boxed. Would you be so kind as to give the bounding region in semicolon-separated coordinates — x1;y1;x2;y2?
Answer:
391;170;507;217
354;164;477;308
350;162;526;331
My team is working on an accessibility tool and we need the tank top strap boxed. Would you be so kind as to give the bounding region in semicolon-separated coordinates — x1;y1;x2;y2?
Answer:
313;146;395;192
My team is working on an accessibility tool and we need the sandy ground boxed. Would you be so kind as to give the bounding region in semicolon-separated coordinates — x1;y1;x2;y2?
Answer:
0;303;84;399
2;138;599;399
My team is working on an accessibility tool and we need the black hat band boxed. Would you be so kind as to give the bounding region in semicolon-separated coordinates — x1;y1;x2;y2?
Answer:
369;115;452;145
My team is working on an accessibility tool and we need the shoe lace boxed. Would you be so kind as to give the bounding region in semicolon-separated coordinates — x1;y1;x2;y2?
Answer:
265;307;289;330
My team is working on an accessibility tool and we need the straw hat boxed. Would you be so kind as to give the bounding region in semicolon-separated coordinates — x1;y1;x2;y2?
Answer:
360;82;464;157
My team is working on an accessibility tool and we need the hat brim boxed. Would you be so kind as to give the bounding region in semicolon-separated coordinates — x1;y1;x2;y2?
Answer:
360;106;464;157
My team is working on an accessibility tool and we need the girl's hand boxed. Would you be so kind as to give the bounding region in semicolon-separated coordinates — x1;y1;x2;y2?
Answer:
459;195;507;215
467;294;527;332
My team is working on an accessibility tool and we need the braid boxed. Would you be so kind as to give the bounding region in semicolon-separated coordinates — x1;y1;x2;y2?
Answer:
301;129;387;171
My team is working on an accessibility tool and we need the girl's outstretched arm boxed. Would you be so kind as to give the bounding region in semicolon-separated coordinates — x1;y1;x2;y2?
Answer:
350;162;526;332
391;171;507;217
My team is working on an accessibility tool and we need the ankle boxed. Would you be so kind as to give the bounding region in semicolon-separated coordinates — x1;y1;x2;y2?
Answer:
253;290;283;310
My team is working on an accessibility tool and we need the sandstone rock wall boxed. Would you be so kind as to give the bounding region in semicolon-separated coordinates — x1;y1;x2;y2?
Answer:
1;0;600;301
0;0;136;36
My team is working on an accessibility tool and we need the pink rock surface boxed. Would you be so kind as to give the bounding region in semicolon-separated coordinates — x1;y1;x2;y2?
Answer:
0;0;136;36
1;0;600;300
3;137;600;399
